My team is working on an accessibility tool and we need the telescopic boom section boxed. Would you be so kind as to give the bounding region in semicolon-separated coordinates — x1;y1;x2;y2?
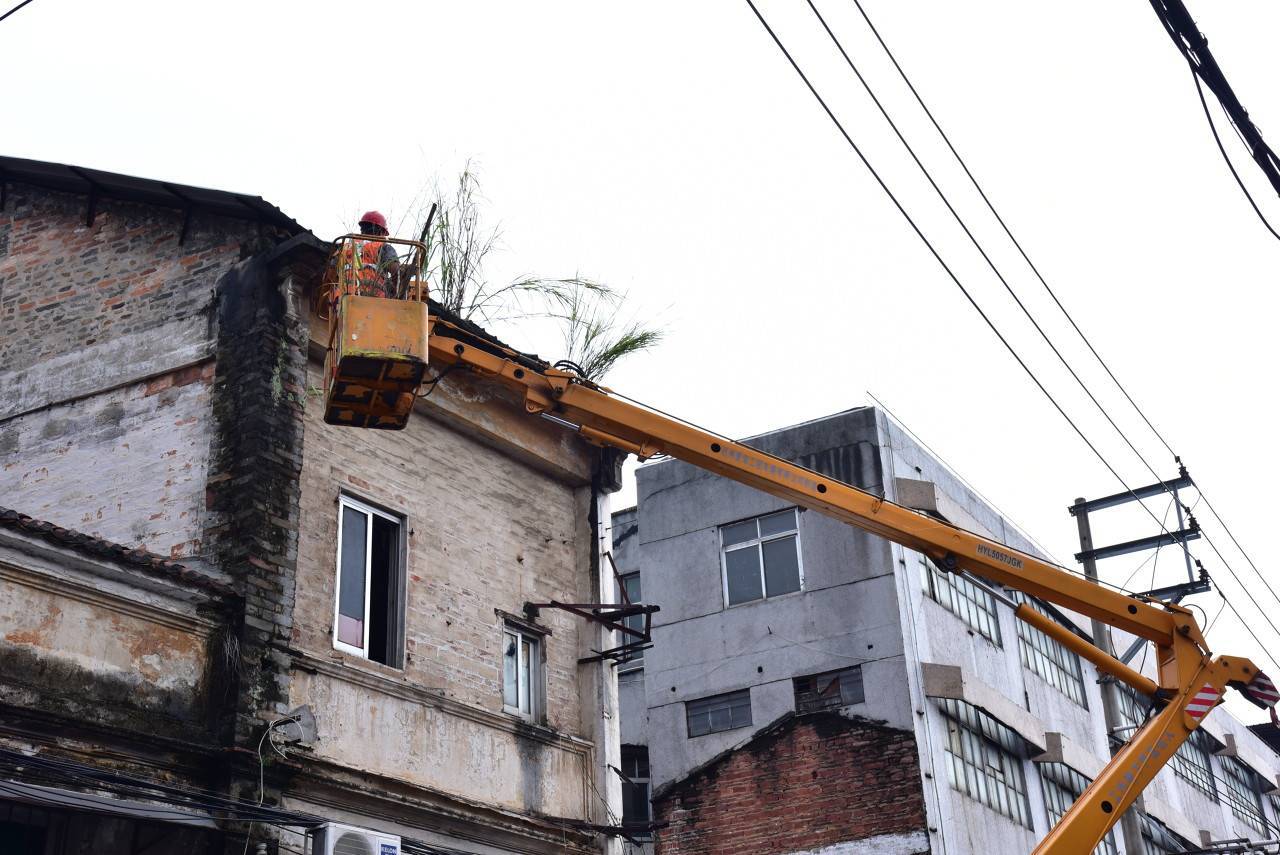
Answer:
424;317;1276;855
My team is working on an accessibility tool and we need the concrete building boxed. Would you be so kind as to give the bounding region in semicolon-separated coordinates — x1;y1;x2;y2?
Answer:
0;156;628;854
615;406;1280;855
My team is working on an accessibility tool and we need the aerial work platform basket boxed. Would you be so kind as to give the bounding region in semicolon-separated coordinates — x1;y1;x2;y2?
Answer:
321;235;430;430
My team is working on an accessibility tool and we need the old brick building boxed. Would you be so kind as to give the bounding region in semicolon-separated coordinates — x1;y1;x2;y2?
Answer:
0;156;625;854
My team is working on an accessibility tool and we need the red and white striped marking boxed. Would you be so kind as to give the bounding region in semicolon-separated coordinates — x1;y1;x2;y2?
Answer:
1185;684;1221;720
1244;672;1280;708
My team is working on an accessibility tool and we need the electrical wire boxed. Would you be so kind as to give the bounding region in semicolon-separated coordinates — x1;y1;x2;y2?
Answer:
847;0;1185;464
806;0;1180;505
0;0;36;24
741;0;1200;587
845;0;1280;627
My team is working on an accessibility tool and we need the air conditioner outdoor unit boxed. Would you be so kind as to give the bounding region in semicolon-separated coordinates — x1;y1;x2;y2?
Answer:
313;822;401;855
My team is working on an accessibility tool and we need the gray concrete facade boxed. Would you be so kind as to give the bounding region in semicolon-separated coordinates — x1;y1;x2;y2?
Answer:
617;406;1280;854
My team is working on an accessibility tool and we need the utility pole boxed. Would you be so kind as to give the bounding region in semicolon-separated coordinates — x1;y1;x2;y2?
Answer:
1074;499;1145;855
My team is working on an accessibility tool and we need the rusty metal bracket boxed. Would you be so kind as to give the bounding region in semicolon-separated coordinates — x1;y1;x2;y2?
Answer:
526;553;659;665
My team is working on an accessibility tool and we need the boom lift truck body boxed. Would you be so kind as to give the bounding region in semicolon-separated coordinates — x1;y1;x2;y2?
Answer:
319;242;1280;854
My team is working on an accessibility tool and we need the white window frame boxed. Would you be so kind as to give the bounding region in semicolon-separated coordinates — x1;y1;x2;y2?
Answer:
333;494;401;660
719;509;804;608
617;571;644;673
502;623;544;721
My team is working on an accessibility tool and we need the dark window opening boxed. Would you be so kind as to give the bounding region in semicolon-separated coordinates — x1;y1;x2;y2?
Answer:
335;496;405;667
620;745;651;837
794;665;864;713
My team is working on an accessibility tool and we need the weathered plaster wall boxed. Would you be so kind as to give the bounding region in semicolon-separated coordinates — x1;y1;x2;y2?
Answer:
0;363;216;559
0;531;224;744
292;355;598;819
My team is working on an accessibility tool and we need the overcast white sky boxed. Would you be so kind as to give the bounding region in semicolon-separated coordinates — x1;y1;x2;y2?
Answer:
6;0;1279;720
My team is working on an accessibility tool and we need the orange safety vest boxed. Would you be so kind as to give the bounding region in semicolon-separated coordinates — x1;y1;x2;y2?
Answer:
337;238;391;297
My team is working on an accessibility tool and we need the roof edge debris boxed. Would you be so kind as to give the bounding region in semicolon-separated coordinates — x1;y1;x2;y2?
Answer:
0;507;235;598
0;154;307;236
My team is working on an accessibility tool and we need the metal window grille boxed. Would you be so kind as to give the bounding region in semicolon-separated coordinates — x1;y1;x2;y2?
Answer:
1138;813;1191;854
938;698;1032;828
1170;727;1218;802
686;689;752;738
1115;683;1151;731
794;666;865;713
1220;755;1267;832
720;509;802;606
1038;762;1118;855
920;555;1002;645
1010;592;1088;707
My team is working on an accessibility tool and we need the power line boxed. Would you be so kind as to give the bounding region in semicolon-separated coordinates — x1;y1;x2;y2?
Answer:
0;0;36;24
742;0;1280;662
846;0;1184;461
831;0;1280;635
805;0;1178;499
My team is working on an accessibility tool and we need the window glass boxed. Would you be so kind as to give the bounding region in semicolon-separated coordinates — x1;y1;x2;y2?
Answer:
794;666;864;713
1221;755;1265;831
920;555;1001;645
1171;727;1217;802
721;519;757;547
762;537;801;596
502;631;520;709
621;746;651;836
619;572;645;668
720;510;801;607
938;698;1031;828
337;505;368;648
686;689;752;737
335;497;404;666
503;624;542;720
1009;592;1088;707
725;548;763;605
1039;763;1118;855
758;509;796;538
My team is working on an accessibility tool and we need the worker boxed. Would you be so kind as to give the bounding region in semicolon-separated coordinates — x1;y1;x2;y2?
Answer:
344;211;400;298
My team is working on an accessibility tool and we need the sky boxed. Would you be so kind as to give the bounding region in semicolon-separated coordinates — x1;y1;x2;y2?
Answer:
5;0;1279;720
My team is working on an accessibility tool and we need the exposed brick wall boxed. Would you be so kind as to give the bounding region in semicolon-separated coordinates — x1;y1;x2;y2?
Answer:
0;184;265;376
0;362;216;558
654;713;928;855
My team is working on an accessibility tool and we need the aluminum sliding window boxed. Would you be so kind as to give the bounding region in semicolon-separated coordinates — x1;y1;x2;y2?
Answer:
502;623;543;721
720;509;802;607
334;495;405;667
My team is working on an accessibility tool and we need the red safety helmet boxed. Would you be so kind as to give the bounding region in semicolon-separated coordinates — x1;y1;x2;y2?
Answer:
358;210;388;231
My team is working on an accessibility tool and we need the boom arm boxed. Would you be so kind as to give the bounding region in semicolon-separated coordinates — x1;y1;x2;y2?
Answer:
426;316;1278;854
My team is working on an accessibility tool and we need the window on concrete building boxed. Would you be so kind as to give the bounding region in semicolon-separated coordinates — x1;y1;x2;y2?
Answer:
686;689;752;738
920;554;1001;645
794;665;864;713
720;509;801;607
502;623;544;720
618;571;644;670
1038;762;1118;855
938;698;1032;828
1221;755;1266;831
620;745;651;836
334;495;405;666
1170;727;1218;802
1138;813;1192;854
1009;592;1088;707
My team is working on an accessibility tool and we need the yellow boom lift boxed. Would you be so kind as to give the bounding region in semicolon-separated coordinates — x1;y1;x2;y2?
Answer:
320;239;1280;854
